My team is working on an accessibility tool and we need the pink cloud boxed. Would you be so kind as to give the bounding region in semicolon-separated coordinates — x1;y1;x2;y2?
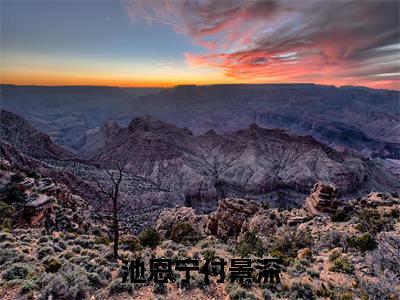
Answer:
123;0;400;89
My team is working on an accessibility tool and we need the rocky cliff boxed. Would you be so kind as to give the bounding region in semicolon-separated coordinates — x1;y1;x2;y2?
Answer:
85;116;399;212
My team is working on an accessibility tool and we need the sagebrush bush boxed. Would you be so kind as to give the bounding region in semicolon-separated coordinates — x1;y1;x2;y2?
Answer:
138;228;161;249
109;278;134;295
38;236;50;244
237;231;264;257
331;209;351;222
329;249;341;262
88;272;105;288
37;245;55;260
269;228;313;264
0;232;14;243
289;282;315;300
202;248;216;261
0;202;15;231
0;248;26;267
120;236;141;252
167;222;201;245
329;256;354;274
3;263;33;281
347;233;377;252
228;285;257;300
71;245;82;254
75;235;95;248
356;209;391;235
39;264;88;300
20;279;38;294
94;235;111;246
152;283;167;294
161;240;182;251
42;256;62;273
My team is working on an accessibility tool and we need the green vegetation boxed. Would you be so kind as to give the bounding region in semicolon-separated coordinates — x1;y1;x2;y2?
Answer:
3;263;33;281
288;282;315;300
0;201;15;231
42;256;62;273
356;209;391;235
329;255;354;274
109;278;134;295
269;228;314;265
330;209;351;222
237;231;265;257
138;228;161;249
347;233;377;252
167;222;201;245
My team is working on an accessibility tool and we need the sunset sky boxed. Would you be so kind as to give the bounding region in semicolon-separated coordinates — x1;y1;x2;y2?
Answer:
1;0;399;89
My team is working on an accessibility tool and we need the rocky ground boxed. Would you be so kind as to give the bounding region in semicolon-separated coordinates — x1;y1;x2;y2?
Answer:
1;164;399;299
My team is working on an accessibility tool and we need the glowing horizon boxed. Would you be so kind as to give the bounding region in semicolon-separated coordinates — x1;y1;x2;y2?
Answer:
1;0;399;90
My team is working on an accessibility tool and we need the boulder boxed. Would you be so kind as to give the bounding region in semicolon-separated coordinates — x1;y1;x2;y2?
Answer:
154;205;208;237
207;198;260;238
303;182;339;217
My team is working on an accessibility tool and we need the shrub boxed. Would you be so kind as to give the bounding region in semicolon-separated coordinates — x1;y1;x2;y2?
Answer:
161;240;182;250
356;209;391;235
0;232;14;242
329;249;341;262
289;282;315;300
152;283;167;294
75;235;95;248
4;186;25;203
0;241;15;249
164;249;174;258
23;169;40;179
42;257;62;273
338;292;354;300
95;235;111;246
20;279;38;294
291;258;310;275
347;233;377;252
0;202;15;231
168;222;201;245
88;272;105;288
60;250;74;260
269;228;313;264
202;249;216;261
237;231;264;257
228;285;257;300
71;245;82;254
38;236;50;244
3;263;33;281
331;209;351;222
39;264;88;300
0;248;26;267
109;278;134;295
388;208;399;219
329;256;354;274
10;173;24;183
138;228;161;249
37;245;55;260
120;236;141;252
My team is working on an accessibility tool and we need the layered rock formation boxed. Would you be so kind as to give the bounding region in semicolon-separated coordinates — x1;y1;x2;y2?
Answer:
3;84;399;160
0;157;104;234
302;182;340;217
83;116;399;212
0;110;74;160
155;184;400;243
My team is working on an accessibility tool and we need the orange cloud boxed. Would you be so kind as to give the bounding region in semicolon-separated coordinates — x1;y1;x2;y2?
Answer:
124;0;400;90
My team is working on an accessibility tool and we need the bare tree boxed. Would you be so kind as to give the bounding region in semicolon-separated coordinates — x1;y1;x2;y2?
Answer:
91;162;123;259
